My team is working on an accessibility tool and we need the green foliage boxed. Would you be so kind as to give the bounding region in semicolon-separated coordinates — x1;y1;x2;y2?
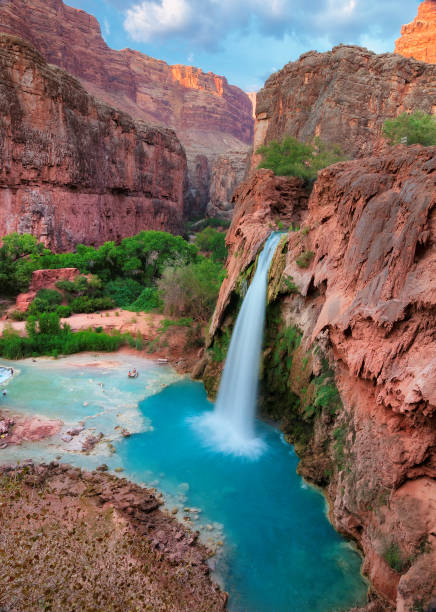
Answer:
129;287;163;312
104;278;143;308
0;312;130;359
0;233;46;295
194;227;227;263
383;542;407;573
158;258;225;322
296;251;315;268
280;275;299;294
210;329;231;363
69;296;114;314
383;111;436;146
257;136;346;181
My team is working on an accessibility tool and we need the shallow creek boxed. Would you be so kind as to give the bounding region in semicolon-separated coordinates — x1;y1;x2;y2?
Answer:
0;354;368;611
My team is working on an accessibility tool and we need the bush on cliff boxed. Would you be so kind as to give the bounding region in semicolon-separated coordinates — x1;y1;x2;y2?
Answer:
383;111;436;146
0;233;45;295
256;137;346;181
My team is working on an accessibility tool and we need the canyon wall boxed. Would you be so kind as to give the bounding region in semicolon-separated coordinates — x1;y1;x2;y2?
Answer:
395;1;436;64
254;45;436;161
207;152;251;219
204;146;436;610
0;34;187;251
0;0;253;217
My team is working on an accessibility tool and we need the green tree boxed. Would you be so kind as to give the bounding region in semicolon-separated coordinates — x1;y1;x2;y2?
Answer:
257;136;346;181
194;227;228;263
383;111;436;146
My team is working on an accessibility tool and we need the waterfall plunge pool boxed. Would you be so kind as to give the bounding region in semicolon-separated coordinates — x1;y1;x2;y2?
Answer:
0;355;368;611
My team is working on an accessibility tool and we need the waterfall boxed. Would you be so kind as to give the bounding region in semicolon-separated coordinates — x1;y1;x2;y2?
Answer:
192;232;282;457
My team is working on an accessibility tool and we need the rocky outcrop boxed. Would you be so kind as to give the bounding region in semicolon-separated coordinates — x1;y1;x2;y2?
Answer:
0;462;226;610
0;34;187;251
15;268;80;311
207;152;251;219
395;1;436;64
0;0;253;217
206;146;436;609
209;169;309;338
254;45;436;160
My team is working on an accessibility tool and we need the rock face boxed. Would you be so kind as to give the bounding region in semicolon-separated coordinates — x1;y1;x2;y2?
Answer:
254;45;436;160
0;0;253;217
206;146;436;609
395;1;436;64
0;34;187;251
207;152;251;219
209;169;309;338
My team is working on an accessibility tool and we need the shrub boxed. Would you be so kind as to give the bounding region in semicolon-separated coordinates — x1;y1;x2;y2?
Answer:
69;296;114;314
9;310;28;321
383;111;436;146
296;251;315;268
104;278;143;308
383;542;407;573
257;136;346;181
194;227;227;263
129;287;163;312
158;258;225;322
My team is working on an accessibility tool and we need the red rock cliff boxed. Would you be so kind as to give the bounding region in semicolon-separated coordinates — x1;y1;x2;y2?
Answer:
395;0;436;64
0;0;253;217
208;147;436;609
254;45;436;161
0;34;187;251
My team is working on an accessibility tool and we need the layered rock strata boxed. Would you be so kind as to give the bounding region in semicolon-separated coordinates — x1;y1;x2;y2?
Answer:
254;45;436;161
205;146;436;610
0;0;253;217
395;1;436;64
207;152;251;219
0;34;187;251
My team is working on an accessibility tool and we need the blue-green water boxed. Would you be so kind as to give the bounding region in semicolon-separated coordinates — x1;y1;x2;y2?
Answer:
118;379;367;612
0;356;368;611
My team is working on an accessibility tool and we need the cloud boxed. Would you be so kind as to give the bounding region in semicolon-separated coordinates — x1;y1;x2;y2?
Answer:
103;17;111;37
124;0;192;41
122;0;420;51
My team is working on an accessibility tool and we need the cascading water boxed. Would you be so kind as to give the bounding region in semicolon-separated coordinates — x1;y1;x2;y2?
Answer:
192;232;283;457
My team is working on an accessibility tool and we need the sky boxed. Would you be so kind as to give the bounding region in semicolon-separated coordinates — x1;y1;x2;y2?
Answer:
66;0;421;92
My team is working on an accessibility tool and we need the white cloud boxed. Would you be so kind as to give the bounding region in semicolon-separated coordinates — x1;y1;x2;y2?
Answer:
124;0;192;41
121;0;420;52
103;17;111;37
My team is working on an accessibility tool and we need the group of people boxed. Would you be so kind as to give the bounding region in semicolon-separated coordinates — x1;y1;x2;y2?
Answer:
127;368;138;378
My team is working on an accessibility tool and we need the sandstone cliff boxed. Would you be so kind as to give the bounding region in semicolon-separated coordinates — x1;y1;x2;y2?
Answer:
205;146;436;610
0;0;253;217
254;45;436;161
0;34;187;251
207;152;251;219
395;1;436;64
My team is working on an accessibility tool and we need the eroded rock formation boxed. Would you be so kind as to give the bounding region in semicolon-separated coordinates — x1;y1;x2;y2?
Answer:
205;146;436;609
254;45;436;160
207;152;251;219
0;0;253;217
15;268;80;311
0;34;187;251
395;1;436;64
